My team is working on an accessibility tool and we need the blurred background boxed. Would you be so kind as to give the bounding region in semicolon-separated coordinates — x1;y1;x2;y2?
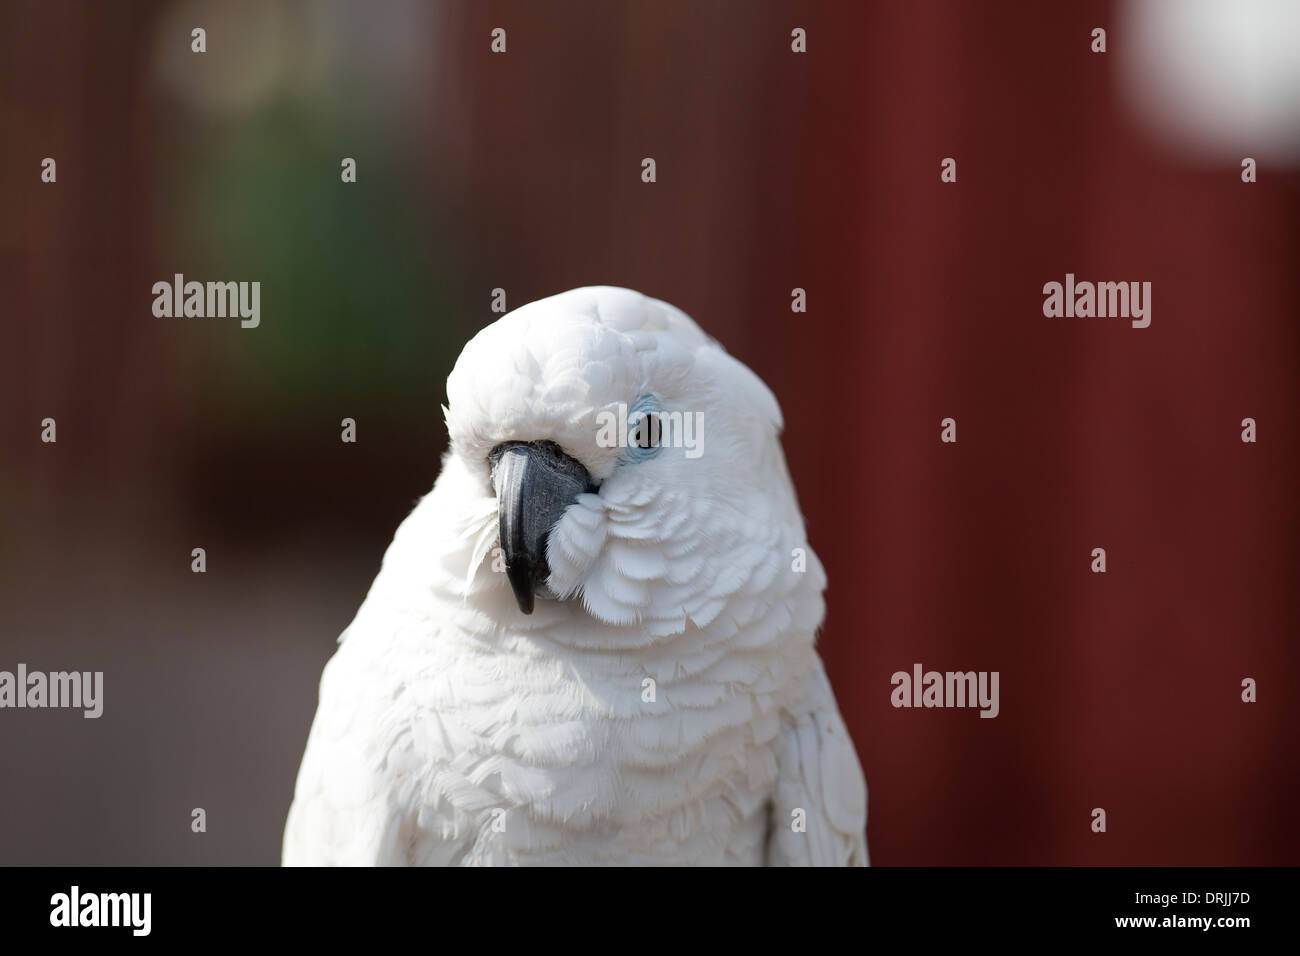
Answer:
0;0;1296;865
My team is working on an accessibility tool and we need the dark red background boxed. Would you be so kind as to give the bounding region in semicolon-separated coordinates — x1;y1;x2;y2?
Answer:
1;0;1296;864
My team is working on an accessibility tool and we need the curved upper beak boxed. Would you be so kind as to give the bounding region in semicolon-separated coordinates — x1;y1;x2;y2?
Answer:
489;441;595;614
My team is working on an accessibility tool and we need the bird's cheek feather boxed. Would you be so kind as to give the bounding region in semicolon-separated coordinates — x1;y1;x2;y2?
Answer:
543;495;608;600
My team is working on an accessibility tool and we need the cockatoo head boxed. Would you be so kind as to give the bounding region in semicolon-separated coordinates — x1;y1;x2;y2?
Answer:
443;287;816;642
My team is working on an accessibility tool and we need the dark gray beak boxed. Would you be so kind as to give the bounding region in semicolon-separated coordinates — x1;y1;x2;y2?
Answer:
489;440;596;614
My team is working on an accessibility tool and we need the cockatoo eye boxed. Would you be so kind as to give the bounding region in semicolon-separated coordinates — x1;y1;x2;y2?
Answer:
632;414;660;449
624;394;663;462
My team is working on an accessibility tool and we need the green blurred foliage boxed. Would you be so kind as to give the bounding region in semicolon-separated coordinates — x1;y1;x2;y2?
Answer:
178;102;464;426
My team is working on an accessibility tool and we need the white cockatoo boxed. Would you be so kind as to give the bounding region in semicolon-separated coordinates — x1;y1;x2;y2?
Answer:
283;286;867;866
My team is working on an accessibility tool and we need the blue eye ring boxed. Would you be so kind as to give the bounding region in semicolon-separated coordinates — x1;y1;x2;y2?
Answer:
623;394;663;463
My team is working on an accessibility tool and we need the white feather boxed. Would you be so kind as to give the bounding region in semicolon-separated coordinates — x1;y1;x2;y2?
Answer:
283;287;867;866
